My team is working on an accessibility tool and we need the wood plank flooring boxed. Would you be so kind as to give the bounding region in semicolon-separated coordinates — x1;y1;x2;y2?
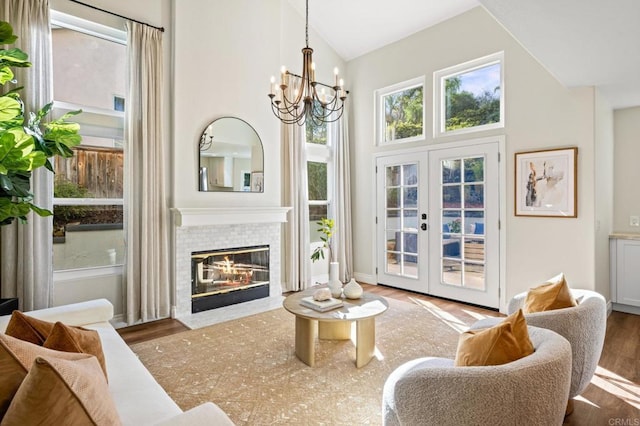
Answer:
118;284;640;424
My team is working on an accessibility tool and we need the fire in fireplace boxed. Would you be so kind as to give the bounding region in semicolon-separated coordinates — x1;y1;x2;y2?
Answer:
191;245;269;313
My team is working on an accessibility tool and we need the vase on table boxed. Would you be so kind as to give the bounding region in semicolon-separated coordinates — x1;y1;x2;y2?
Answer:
344;278;363;299
328;261;343;298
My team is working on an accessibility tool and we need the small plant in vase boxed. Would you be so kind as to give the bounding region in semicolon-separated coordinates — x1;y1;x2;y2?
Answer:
310;217;342;297
310;217;334;263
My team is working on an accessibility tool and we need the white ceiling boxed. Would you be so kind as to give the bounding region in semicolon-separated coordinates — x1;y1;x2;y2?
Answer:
289;0;640;109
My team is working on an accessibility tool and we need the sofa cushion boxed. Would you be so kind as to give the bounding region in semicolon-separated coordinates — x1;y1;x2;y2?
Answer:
1;355;121;426
5;311;55;345
454;309;534;366
0;333;89;420
523;273;577;313
43;322;108;380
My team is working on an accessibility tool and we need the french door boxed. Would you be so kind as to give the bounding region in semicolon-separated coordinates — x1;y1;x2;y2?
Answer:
376;142;500;308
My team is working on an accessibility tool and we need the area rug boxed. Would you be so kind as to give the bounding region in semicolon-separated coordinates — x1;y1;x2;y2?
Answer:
130;297;492;425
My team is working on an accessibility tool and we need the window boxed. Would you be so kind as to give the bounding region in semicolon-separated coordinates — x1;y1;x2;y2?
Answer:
306;115;332;243
434;52;504;137
51;12;127;271
375;76;425;145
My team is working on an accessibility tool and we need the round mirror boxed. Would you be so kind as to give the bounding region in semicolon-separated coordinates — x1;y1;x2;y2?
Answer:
198;117;264;192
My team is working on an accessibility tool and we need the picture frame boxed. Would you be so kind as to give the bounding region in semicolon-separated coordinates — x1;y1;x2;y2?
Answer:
514;147;577;218
251;171;264;193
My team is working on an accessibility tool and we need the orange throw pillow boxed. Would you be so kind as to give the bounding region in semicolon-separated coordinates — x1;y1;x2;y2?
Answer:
523;273;577;313
454;309;534;367
1;356;121;426
43;322;108;380
0;333;89;419
5;311;55;345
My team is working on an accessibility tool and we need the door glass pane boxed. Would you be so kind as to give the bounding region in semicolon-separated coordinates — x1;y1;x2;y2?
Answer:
403;164;418;185
403;209;418;230
465;211;484;235
403;187;417;208
387;188;400;208
464;184;484;208
443;260;462;286
464;157;484;182
464;262;485;290
464;237;484;263
442;159;461;183
386;165;401;186
443;186;461;208
443;211;461;234
386;209;400;231
442;236;461;259
401;255;418;278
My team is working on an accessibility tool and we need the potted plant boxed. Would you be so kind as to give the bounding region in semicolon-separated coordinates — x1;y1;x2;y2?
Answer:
0;20;81;226
311;217;342;296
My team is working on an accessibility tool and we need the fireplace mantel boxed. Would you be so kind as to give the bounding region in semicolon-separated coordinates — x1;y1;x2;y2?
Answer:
172;207;291;227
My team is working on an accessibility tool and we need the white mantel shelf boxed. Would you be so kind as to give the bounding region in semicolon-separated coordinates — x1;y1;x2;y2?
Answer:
171;207;291;227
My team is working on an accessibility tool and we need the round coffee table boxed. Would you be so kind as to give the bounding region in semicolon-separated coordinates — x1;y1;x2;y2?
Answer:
283;288;389;368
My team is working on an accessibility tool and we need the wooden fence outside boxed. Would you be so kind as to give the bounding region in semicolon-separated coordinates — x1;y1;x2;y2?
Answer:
54;146;124;199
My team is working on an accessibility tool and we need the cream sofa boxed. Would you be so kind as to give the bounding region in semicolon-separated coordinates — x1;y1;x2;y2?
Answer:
0;299;234;426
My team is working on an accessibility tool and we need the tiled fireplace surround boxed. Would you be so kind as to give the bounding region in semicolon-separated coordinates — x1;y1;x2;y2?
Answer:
172;207;290;328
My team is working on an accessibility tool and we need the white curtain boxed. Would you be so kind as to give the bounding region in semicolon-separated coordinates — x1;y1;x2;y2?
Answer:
0;0;53;311
330;104;353;282
124;21;170;324
282;80;311;291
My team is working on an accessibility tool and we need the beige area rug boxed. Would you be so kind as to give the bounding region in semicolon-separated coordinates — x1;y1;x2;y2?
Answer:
131;297;494;425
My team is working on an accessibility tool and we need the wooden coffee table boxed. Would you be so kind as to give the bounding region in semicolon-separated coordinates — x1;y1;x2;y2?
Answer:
283;288;389;368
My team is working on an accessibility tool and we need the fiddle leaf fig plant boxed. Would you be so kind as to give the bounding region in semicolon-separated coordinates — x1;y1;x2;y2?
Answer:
0;21;81;226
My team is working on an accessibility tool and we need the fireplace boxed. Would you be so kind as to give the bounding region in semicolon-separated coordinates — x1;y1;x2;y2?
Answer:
191;245;270;313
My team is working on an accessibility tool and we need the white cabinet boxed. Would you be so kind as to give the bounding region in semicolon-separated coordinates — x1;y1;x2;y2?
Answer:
610;235;640;310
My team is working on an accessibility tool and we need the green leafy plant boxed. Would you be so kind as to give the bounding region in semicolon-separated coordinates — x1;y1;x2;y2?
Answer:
310;217;334;263
0;21;81;226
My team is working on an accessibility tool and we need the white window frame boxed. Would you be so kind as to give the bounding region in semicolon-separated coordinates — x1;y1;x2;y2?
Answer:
51;10;127;274
374;76;426;146
434;51;504;139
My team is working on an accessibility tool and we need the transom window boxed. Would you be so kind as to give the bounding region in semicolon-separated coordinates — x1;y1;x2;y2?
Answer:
434;52;504;138
375;76;425;145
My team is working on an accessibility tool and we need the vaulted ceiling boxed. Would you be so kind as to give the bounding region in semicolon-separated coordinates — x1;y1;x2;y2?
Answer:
288;0;640;109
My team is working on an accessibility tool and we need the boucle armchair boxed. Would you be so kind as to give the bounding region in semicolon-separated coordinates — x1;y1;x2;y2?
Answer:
514;289;606;410
382;327;572;426
474;289;606;409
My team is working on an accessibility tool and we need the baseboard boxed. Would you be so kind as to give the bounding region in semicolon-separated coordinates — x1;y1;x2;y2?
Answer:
612;302;640;316
354;272;376;285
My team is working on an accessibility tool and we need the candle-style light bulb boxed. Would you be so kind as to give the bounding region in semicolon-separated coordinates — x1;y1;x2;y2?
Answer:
334;67;339;87
281;65;287;86
311;62;316;82
270;76;275;95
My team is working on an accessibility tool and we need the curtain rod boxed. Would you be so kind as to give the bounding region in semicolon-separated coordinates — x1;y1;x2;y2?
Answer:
68;0;165;32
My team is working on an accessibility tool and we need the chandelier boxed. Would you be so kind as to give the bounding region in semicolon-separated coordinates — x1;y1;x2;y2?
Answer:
268;0;347;126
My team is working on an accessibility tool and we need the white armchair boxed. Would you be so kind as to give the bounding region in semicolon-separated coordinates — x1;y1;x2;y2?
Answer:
382;327;572;426
472;289;607;414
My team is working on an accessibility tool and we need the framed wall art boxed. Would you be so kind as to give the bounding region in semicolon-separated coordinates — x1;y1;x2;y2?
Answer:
514;147;577;218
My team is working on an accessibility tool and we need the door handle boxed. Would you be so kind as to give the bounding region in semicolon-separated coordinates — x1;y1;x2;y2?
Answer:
421;223;427;231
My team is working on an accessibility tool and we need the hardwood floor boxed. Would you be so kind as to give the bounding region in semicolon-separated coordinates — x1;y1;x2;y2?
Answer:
118;284;640;424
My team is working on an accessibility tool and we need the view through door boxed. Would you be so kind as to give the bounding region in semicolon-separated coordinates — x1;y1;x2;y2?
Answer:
376;141;500;309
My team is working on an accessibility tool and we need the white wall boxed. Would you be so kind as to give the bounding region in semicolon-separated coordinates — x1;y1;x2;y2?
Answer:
613;106;640;233
172;0;280;209
347;7;599;302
